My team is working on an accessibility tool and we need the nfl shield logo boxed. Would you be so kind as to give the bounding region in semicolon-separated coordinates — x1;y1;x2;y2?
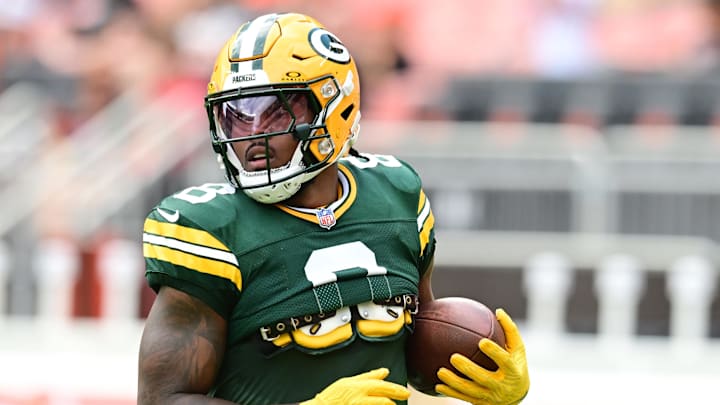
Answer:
316;207;336;230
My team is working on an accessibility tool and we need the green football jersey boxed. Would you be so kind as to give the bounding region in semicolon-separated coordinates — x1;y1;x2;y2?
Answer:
142;153;436;404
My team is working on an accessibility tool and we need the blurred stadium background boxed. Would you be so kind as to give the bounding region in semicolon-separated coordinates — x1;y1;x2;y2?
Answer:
2;0;720;404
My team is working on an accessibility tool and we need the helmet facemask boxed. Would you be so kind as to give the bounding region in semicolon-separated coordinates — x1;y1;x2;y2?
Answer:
207;78;344;204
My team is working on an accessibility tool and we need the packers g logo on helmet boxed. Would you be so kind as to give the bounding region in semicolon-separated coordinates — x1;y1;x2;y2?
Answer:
308;28;351;64
205;13;361;204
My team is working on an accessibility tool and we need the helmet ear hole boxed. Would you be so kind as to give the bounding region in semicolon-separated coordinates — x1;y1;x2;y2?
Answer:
340;104;354;120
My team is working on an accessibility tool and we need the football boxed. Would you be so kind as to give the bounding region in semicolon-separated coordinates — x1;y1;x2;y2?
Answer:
406;297;506;396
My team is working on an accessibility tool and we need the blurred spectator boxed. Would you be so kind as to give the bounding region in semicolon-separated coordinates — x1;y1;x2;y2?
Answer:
1;1;78;138
399;0;532;74
0;0;39;87
168;0;251;110
530;0;603;78
593;0;710;73
93;8;175;102
687;0;720;73
4;0;720;129
172;1;251;79
131;0;212;44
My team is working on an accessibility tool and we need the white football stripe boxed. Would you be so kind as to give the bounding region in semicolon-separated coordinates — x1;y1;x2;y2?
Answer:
143;233;239;266
417;196;432;232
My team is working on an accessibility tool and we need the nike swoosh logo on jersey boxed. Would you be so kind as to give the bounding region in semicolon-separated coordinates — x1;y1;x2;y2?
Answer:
156;208;180;223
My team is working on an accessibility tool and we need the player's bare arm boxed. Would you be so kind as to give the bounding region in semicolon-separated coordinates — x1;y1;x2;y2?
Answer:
138;286;234;405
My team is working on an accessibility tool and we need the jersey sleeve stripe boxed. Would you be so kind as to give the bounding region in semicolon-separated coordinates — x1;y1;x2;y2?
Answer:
143;242;242;290
417;192;435;252
416;192;432;232
417;190;427;214
143;218;229;251
419;210;435;253
143;233;239;266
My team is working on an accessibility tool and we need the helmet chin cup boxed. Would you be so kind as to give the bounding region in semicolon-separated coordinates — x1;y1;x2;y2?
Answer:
243;180;302;204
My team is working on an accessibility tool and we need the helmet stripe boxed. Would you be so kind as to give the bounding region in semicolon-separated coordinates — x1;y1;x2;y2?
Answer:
230;22;251;73
228;13;279;72
251;14;279;70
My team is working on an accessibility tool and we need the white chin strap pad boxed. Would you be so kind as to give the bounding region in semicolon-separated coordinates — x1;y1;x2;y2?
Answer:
227;142;308;204
243;180;301;204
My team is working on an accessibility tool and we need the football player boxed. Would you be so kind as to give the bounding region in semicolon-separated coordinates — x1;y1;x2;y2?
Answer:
137;12;529;405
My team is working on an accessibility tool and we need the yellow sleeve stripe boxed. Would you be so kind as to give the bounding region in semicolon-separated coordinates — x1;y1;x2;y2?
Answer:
143;218;229;251
143;242;242;291
419;210;435;253
143;233;238;266
417;190;427;214
417;192;434;252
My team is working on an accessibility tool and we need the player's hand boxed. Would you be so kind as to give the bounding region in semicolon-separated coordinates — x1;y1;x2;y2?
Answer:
435;309;530;405
301;368;410;405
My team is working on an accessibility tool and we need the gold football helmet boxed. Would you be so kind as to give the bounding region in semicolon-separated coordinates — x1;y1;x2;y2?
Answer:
205;12;361;203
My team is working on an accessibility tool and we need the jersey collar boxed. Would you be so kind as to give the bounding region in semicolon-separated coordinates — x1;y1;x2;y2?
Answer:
274;163;357;225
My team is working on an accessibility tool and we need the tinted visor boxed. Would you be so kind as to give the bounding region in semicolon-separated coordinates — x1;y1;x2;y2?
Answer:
214;92;317;140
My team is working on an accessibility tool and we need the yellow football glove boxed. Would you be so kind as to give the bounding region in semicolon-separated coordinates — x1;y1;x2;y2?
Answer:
301;368;410;405
435;309;530;405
